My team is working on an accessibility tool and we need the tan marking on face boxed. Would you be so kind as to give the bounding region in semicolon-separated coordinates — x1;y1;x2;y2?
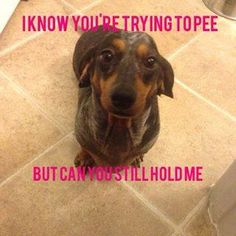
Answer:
135;77;151;100
92;71;101;93
80;63;89;78
136;43;149;57
112;38;126;52
100;73;117;110
132;76;153;114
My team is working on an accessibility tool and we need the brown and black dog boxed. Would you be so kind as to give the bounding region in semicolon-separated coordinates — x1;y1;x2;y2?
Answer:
73;26;174;169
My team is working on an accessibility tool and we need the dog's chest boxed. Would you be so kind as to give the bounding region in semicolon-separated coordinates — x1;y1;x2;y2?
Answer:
101;120;147;154
93;114;154;163
75;96;159;165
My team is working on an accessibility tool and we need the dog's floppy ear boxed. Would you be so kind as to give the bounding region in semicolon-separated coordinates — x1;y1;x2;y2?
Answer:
73;28;121;88
157;56;174;98
73;45;96;88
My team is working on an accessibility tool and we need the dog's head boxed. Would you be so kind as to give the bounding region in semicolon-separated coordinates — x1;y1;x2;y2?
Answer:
73;29;174;118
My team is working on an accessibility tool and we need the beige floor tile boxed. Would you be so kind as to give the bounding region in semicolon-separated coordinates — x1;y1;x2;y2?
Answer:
66;0;98;11
171;21;236;117
0;29;80;131
77;0;213;56
81;0;207;15
0;136;173;236
184;203;217;236
0;78;62;182
0;0;76;52
128;84;236;223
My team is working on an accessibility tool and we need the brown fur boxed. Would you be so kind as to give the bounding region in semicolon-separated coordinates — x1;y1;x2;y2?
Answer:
112;38;126;52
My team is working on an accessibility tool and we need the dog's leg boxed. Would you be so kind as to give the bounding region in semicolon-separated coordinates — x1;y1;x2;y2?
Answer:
131;155;144;167
74;148;95;171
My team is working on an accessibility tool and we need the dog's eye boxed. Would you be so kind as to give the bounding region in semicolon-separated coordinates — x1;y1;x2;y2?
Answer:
145;57;157;68
100;50;114;64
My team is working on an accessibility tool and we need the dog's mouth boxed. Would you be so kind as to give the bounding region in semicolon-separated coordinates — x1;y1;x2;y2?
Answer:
108;106;137;119
107;112;132;129
110;110;133;118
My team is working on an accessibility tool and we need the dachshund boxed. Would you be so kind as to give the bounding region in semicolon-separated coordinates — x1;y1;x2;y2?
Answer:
73;26;174;169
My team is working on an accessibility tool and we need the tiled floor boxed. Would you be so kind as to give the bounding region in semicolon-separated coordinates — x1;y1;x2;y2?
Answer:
0;0;235;235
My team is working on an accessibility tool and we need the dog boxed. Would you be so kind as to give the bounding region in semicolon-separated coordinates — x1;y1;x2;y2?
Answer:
73;26;174;169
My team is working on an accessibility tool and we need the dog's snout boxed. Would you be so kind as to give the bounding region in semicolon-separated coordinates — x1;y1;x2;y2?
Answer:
111;88;136;110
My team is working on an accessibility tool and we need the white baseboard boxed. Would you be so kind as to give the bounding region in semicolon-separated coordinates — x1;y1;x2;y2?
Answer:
0;0;20;33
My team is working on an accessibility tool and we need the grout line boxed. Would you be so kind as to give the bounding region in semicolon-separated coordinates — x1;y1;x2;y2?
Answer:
60;0;80;12
221;17;236;26
179;195;209;229
208;205;220;236
70;10;84;17
167;16;227;62
175;78;236;123
62;0;103;14
0;132;73;188
167;32;203;61
120;180;178;231
0;0;84;59
68;10;84;33
166;22;236;123
0;0;82;58
0;32;44;58
207;160;235;236
0;70;69;134
80;0;104;13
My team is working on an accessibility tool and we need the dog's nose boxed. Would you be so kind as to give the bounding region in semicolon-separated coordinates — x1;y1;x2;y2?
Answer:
111;88;136;110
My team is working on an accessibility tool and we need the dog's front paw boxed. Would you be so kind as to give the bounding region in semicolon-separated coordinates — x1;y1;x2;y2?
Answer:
74;150;95;172
131;155;144;167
